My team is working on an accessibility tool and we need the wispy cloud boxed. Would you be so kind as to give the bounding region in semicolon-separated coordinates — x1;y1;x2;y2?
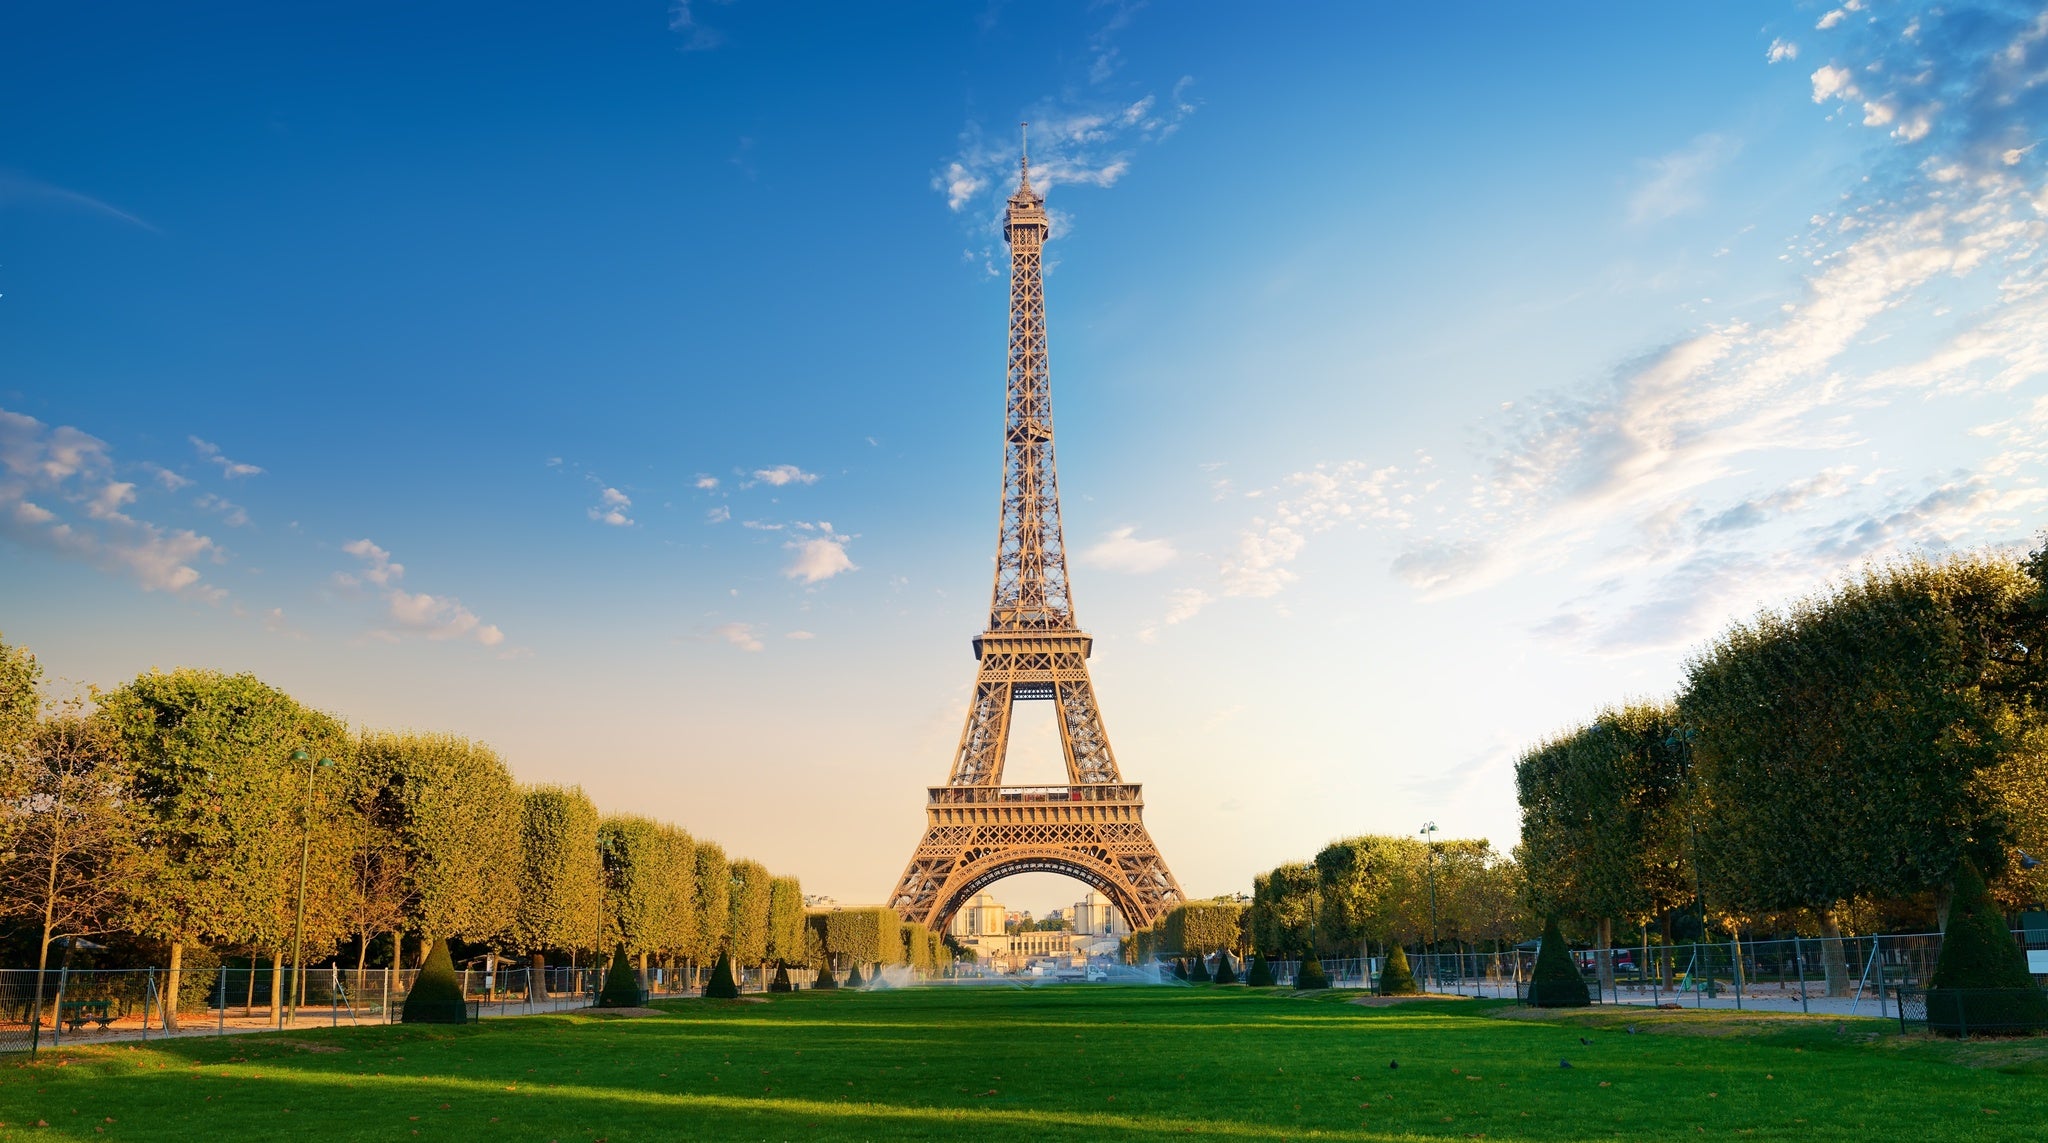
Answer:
0;172;158;232
189;436;264;479
936;5;1195;221
1628;133;1742;224
708;621;763;652
1187;3;2048;654
338;538;505;648
588;485;633;527
666;0;728;51
1079;526;1177;574
0;407;224;599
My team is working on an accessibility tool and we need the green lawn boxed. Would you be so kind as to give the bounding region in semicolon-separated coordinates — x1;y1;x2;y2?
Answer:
2;985;2043;1140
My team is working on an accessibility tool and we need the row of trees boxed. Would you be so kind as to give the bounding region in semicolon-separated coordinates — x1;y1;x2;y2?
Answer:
0;656;803;1026
1124;837;1528;965
1516;549;2048;992
806;906;952;980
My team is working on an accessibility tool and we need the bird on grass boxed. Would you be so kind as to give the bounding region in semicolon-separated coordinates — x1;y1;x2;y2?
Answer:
1559;1059;1573;1069
1388;1060;1399;1070
1626;1026;1639;1035
1579;1037;1592;1046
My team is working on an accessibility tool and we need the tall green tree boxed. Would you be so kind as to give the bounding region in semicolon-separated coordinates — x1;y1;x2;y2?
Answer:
727;859;772;980
1515;703;1689;970
1315;835;1409;955
356;731;521;952
598;814;666;975
1681;554;2038;992
765;875;805;966
692;841;730;972
513;785;603;991
1252;863;1322;955
652;824;698;975
98;669;353;1028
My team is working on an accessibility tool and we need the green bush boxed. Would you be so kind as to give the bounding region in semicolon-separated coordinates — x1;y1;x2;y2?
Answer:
845;963;866;989
1378;945;1419;996
1171;958;1187;981
703;951;740;999
598;944;641;1007
1927;859;2048;1035
1213;952;1239;984
1246;954;1276;987
1296;955;1329;990
1190;953;1212;983
813;961;838;990
1527;916;1590;1008
401;938;469;1024
769;963;793;993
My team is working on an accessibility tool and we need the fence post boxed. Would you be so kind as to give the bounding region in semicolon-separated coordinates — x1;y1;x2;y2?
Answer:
1794;935;1808;1015
382;966;392;1024
1850;941;1878;1017
217;968;227;1036
143;969;156;1041
51;961;70;1049
1731;938;1743;1011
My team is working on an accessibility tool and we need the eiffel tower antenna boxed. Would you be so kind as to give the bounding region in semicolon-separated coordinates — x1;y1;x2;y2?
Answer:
889;138;1183;932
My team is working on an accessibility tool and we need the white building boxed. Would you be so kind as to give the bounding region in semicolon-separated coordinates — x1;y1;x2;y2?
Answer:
1071;890;1128;937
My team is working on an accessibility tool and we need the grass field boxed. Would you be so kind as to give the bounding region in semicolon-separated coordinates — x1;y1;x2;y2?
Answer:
2;985;2044;1140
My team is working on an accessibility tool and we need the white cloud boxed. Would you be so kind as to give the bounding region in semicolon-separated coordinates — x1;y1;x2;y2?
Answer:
709;621;763;652
695;474;721;490
189;436;264;479
707;505;731;523
1767;38;1799;63
144;464;192;491
0;408;226;600
1079;526;1178;573
341;538;404;586
783;523;857;584
588;484;633;526
384;588;505;646
1810;64;1857;102
748;464;818;487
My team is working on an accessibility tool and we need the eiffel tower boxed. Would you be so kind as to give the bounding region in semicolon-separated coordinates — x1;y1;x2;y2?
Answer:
890;133;1184;932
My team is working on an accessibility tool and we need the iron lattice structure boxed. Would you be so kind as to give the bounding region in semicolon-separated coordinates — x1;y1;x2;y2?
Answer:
891;144;1184;933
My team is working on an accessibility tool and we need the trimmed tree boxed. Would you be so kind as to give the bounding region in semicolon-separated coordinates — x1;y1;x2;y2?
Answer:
1189;952;1211;983
1926;858;2048;1035
813;960;839;990
599;944;642;1008
769;964;793;993
1213;951;1239;984
1527;916;1590;1007
1378;944;1420;996
704;950;740;999
845;962;866;989
1296;954;1329;990
1246;953;1276;987
691;842;730;984
402;937;469;1024
513;785;603;997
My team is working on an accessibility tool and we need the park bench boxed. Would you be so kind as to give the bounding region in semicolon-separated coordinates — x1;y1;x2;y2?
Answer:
59;998;114;1031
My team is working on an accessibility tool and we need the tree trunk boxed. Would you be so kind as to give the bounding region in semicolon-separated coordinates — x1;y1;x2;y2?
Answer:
1660;911;1676;988
163;941;184;1032
268;953;284;1023
531;951;550;999
1595;918;1615;994
1819;908;1851;997
637;950;648;991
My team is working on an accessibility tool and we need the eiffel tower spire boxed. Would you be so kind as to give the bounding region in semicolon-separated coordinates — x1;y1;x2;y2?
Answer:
888;141;1183;932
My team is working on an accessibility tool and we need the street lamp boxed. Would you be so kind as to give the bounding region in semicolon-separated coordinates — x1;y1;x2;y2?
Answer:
1420;822;1440;990
286;748;334;1027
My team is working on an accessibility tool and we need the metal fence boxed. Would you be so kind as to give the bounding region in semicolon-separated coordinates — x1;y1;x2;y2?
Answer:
1895;986;2048;1037
1235;927;2046;1021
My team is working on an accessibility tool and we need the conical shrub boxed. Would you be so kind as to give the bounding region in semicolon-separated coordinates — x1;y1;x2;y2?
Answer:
1214;951;1239;985
1246;953;1276;987
703;950;741;999
599;944;642;1007
1190;953;1212;983
845;962;866;989
813;961;839;990
1296;954;1329;990
1528;916;1590;1007
769;963;794;993
1927;858;2048;1035
1378;944;1419;996
401;937;469;1024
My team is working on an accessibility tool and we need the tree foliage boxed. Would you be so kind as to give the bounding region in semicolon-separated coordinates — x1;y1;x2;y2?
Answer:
766;875;806;964
513;785;603;954
692;841;730;959
1515;704;1688;927
598;815;667;956
727;859;772;965
357;731;520;942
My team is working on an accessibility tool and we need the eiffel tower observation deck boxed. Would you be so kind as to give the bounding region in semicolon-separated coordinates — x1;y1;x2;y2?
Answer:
889;130;1184;932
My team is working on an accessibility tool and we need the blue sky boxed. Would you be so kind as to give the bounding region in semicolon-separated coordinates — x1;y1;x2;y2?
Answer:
5;1;2045;914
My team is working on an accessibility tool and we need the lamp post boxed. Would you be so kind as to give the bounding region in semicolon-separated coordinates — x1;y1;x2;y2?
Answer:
285;748;333;1027
1421;821;1440;990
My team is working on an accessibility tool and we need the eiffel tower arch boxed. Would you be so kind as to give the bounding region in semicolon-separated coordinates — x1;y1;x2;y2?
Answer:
891;132;1184;933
